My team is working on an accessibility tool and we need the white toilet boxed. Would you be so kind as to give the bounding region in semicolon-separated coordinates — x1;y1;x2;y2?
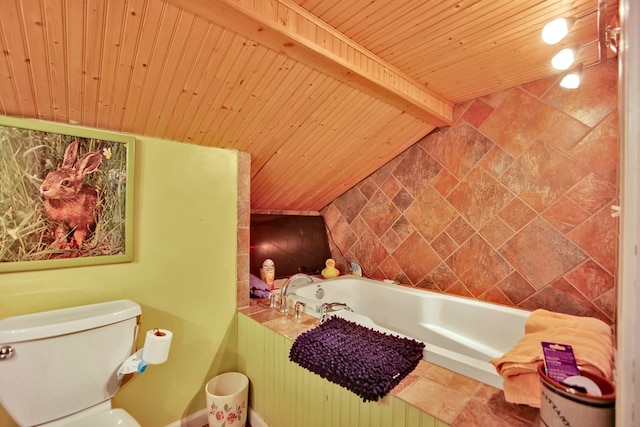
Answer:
0;300;143;427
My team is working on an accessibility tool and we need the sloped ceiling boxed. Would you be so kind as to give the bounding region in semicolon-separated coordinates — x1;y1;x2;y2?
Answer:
0;0;615;210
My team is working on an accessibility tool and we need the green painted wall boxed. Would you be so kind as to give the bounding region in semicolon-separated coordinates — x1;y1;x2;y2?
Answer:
238;314;451;427
0;133;239;426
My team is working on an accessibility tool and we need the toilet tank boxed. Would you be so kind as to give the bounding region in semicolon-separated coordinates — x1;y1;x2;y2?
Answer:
0;300;141;427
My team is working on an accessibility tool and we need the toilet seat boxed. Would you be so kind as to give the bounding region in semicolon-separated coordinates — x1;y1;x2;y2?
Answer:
39;402;141;427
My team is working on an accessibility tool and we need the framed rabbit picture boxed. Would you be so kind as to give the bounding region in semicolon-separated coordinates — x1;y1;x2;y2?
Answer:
0;115;135;272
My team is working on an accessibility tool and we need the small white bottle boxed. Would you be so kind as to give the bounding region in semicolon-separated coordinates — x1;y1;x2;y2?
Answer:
261;259;275;290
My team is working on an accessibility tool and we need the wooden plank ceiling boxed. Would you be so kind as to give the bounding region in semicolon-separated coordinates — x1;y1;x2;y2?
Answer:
0;0;616;211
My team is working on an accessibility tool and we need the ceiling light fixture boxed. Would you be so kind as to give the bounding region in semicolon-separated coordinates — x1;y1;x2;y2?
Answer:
541;0;620;88
541;4;602;45
551;40;598;71
559;66;583;89
542;17;579;45
551;47;578;70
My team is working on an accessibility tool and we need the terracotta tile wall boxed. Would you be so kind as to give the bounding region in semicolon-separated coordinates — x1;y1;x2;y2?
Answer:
322;59;619;324
237;151;251;308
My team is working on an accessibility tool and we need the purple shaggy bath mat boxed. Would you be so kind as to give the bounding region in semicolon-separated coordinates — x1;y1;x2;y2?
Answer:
289;316;425;402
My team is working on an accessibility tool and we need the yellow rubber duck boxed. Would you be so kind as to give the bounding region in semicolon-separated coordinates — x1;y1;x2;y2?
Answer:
321;258;340;279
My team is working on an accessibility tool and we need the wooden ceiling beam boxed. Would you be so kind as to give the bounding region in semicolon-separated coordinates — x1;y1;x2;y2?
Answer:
165;0;453;126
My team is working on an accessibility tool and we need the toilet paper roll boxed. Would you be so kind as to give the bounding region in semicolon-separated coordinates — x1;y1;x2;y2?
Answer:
142;328;173;364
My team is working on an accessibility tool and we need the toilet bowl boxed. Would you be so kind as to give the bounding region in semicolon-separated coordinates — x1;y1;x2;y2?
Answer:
39;402;141;427
0;300;143;427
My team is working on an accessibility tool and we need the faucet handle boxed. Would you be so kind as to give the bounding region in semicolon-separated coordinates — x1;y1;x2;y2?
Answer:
294;301;306;318
269;292;279;308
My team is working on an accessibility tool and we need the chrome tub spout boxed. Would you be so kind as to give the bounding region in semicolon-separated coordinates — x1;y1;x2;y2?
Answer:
279;273;314;313
319;302;353;323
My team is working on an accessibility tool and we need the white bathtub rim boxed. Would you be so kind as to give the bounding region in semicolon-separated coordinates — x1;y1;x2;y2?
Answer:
294;274;527;316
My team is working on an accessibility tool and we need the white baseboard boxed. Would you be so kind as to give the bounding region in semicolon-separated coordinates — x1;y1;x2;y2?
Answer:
248;408;268;427
165;407;267;427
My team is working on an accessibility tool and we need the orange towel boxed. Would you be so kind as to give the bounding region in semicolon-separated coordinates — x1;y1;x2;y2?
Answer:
491;309;614;408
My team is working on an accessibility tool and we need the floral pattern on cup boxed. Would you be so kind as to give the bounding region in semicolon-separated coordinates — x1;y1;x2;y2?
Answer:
208;400;246;427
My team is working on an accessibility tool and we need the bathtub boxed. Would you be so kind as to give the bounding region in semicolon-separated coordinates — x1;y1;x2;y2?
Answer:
285;275;530;389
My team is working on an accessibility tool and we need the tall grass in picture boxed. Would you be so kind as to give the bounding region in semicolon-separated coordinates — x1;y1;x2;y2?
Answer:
0;126;128;262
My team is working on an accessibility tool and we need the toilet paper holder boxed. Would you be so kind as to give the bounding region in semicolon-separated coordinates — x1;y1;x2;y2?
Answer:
117;328;173;379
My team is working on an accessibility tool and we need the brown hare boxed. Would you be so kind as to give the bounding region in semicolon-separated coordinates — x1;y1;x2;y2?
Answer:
40;141;103;249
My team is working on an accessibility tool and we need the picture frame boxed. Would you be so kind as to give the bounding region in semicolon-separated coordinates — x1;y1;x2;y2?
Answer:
0;115;135;272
